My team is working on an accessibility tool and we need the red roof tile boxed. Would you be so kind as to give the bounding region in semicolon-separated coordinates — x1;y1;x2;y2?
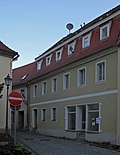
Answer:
12;62;36;86
0;41;19;58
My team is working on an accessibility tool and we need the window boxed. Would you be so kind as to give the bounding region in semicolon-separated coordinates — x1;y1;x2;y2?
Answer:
51;107;57;121
21;74;28;80
56;49;62;61
37;60;42;70
51;77;57;93
88;104;100;132
42;81;47;95
82;32;92;49
20;89;26;102
41;109;46;121
68;106;76;130
77;67;86;86
68;41;76;56
100;23;111;40
96;60;106;82
33;84;38;97
46;54;52;66
63;73;70;90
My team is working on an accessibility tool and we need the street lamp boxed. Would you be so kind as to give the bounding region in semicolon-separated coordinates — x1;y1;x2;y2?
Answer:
4;74;12;138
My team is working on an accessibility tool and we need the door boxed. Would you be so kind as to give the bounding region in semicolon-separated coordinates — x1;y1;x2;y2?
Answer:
18;111;24;129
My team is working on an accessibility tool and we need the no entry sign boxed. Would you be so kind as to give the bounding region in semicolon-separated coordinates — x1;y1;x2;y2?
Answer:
9;92;23;106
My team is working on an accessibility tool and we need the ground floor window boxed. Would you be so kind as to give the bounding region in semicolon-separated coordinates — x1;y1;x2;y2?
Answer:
51;107;57;121
41;109;46;121
65;103;101;132
88;104;100;132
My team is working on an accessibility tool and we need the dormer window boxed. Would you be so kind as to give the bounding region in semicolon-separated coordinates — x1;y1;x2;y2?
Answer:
100;22;111;40
68;41;76;56
37;60;42;70
46;54;52;66
21;74;28;80
56;48;63;61
82;32;92;49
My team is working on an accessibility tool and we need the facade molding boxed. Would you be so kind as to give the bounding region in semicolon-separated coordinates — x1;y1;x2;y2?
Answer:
30;89;118;107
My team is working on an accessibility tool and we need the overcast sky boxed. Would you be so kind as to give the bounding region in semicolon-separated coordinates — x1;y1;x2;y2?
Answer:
0;0;119;68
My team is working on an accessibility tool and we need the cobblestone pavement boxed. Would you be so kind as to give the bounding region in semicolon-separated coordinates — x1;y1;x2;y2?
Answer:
17;131;120;155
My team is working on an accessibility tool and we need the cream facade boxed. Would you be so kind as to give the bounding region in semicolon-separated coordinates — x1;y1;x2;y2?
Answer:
0;42;18;133
29;51;118;144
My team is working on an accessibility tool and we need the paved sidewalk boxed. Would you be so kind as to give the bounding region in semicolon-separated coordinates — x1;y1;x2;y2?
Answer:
17;131;120;155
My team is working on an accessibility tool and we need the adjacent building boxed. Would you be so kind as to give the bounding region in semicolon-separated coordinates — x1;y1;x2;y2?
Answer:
0;41;19;132
13;5;120;144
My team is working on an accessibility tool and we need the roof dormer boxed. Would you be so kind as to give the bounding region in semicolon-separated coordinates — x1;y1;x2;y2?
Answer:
67;40;76;56
46;54;52;66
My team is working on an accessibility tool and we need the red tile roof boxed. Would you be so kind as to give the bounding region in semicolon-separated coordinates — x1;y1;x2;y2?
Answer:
12;62;36;86
12;5;120;86
0;41;19;59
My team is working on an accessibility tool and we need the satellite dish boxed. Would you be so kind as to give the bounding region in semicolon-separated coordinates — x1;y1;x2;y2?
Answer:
66;23;74;34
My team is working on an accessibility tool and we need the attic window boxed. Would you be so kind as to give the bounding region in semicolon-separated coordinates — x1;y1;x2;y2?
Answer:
82;32;92;49
21;74;28;80
37;60;43;70
46;54;52;66
68;41;76;56
56;48;63;61
100;22;111;40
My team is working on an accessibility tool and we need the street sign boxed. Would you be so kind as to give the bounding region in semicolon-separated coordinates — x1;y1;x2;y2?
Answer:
9;92;23;106
10;104;21;111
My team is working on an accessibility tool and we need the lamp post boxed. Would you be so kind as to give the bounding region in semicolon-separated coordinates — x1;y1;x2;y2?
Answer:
4;74;12;138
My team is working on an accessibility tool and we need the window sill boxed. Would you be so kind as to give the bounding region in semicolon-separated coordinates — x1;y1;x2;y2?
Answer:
86;130;101;134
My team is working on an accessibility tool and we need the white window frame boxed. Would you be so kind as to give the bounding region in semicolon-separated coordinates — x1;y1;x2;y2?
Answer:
37;60;43;70
77;67;86;87
41;108;46;121
42;81;47;95
95;60;106;83
20;88;27;102
51;77;57;93
33;84;38;98
68;40;76;56
51;107;57;121
46;54;52;66
82;33;91;48
65;103;101;132
56;48;63;61
63;72;70;90
87;103;101;132
100;22;111;40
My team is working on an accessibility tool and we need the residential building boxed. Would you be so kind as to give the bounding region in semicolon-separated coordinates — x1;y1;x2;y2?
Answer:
12;62;35;130
13;5;120;144
0;41;19;132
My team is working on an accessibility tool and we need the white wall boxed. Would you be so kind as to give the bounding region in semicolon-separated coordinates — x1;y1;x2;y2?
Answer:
0;55;12;132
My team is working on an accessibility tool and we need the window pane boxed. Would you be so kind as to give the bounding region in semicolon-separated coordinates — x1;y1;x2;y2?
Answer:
52;108;56;121
68;106;76;112
88;112;99;131
52;78;57;92
78;68;86;86
64;73;70;89
68;113;76;130
97;61;105;81
102;27;107;39
42;109;46;121
88;104;99;111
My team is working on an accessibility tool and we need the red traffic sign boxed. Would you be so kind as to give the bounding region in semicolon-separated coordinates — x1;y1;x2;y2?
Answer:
9;92;23;106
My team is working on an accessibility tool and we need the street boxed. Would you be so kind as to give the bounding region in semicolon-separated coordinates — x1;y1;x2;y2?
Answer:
16;131;120;155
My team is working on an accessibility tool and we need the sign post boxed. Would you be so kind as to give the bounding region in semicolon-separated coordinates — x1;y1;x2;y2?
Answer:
9;92;23;145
